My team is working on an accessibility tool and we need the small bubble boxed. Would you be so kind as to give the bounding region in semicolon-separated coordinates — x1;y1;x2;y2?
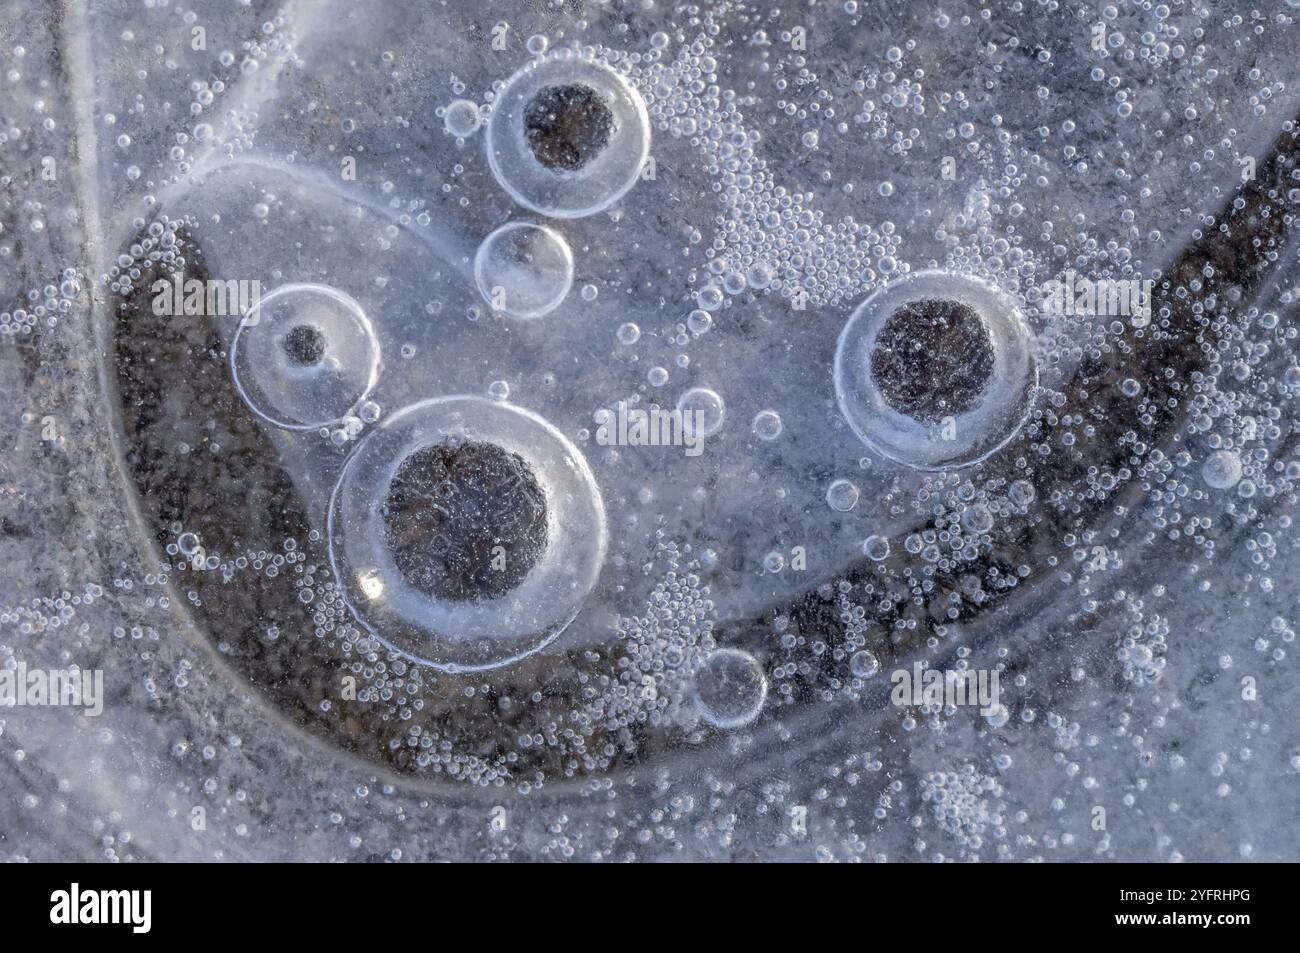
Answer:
862;535;890;561
752;410;783;440
850;650;879;678
443;99;482;138
826;479;861;512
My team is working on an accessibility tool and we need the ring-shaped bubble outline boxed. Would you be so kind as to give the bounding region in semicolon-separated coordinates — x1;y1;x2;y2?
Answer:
485;50;651;219
694;647;769;730
834;270;1039;470
473;221;575;319
327;395;607;674
229;282;382;431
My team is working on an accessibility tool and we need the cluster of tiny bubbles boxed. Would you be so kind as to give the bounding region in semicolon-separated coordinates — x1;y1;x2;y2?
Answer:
1202;449;1243;491
918;764;1005;855
327;399;382;449
592;18;905;314
130;532;542;787
879;473;1026;579
163;526;318;594
0;267;82;336
836;589;883;683
152;13;300;184
758;577;934;712
1117;611;1169;686
576;540;716;733
177;524;716;786
0;536;341;729
0;583;106;635
1122;303;1300;574
100;215;188;300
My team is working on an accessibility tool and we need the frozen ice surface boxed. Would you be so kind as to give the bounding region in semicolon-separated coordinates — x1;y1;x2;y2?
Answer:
1;0;1299;862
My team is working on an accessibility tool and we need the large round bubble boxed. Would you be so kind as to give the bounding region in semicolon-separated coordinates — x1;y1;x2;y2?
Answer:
328;396;606;673
230;283;381;430
834;271;1037;470
485;49;651;218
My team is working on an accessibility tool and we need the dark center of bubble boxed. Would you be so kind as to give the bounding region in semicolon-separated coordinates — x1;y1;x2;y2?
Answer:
381;441;549;603
523;83;615;172
282;324;326;366
869;298;996;423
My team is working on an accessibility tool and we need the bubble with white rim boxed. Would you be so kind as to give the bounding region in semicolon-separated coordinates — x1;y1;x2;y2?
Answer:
676;386;725;437
230;282;381;430
328;396;606;673
826;479;860;512
474;221;573;319
834;271;1037;470
862;534;891;561
849;649;879;678
443;99;482;138
485;48;650;218
695;648;768;730
752;410;783;440
1202;449;1243;489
